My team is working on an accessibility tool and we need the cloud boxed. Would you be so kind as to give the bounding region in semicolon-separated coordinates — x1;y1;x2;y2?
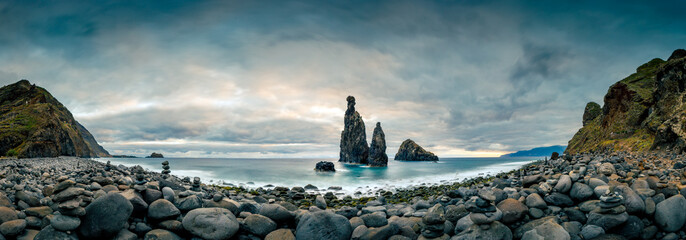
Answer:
1;0;685;157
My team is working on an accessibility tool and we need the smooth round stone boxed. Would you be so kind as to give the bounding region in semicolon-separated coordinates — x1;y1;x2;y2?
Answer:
147;199;180;221
361;212;388;227
212;193;223;202
144;229;182;240
259;204;294;223
50;215;81;231
0;206;18;223
600;195;622;203
478;189;496;201
595;205;626;214
580;225;605;239
78;192;133;239
265;229;295;240
496;198;528;224
182;208;239;240
296;211;352;240
587;212;629;230
598;201;622;208
655;195;686;232
0;219;27;236
243;214;277;237
529;208;544;219
525;193;547;209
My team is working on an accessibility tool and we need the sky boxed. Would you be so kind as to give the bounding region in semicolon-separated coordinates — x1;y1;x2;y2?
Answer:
1;0;685;158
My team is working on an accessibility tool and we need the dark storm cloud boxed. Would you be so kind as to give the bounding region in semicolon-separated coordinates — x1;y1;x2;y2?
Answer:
1;0;685;157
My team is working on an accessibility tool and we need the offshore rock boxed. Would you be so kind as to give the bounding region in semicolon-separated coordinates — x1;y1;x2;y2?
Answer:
394;139;438;161
339;96;369;164
368;122;388;167
315;161;335;172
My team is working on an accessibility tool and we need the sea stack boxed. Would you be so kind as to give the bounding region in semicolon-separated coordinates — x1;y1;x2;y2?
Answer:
394;139;438;161
339;96;369;164
368;122;388;167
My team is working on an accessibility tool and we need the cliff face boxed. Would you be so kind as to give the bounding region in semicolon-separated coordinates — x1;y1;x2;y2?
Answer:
394;139;438;161
566;49;686;154
339;96;369;164
0;80;110;158
368;122;388;167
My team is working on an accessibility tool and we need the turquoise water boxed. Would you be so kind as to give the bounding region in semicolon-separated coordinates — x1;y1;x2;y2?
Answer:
96;157;537;195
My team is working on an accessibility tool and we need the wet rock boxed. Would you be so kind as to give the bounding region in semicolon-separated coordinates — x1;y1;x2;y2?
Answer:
244;214;277;237
79;192;133;239
315;161;336;172
497;198;528;224
50;214;80;231
296;210;352;240
0;219;26;236
182;208;239;240
654;194;686;232
394;139;438;161
143;229;182;240
339;96;369;164
452;221;512;240
148;199;180;221
368;122;388;167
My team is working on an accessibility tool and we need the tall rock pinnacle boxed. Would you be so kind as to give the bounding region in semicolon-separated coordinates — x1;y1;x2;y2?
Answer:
339;96;369;164
368;122;388;167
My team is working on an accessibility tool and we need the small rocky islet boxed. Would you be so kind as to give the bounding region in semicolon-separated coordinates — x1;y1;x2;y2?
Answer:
338;95;438;168
1;152;686;239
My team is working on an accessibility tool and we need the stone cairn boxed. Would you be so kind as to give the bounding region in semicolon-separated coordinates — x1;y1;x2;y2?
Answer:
51;176;87;231
191;177;201;192
161;161;170;179
466;188;501;229
596;191;625;214
133;166;147;192
587;189;628;230
104;161;111;172
421;204;447;238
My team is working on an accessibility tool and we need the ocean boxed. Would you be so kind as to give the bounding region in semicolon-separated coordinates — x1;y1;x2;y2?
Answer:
95;157;538;196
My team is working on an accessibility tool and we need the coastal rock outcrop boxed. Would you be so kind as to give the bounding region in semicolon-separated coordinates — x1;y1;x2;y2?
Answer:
394;139;438;161
315;161;335;172
582;102;602;127
147;152;164;158
0;80;110;158
567;49;686;154
339;96;369;164
368;122;388;167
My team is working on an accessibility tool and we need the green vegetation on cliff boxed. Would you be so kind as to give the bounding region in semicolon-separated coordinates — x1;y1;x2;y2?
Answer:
566;50;686;154
0;80;110;158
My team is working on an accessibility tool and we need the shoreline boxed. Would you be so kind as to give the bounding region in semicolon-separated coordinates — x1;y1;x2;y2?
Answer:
94;157;538;198
1;152;684;239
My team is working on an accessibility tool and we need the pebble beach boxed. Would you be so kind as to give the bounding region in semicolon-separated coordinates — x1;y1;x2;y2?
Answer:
0;152;685;240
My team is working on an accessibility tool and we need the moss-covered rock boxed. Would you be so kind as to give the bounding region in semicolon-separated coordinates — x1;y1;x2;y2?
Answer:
566;49;686;154
0;80;110;158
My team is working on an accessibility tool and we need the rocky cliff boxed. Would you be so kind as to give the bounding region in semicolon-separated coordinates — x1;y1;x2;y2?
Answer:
566;49;686;154
0;80;110;158
368;122;388;167
339;96;369;164
394;139;438;161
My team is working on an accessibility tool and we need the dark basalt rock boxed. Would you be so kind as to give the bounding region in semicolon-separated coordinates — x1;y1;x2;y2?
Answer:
368;122;388;167
394;139;438;161
315;161;335;172
582;102;601;126
147;152;164;158
339;96;369;164
0;80;110;158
